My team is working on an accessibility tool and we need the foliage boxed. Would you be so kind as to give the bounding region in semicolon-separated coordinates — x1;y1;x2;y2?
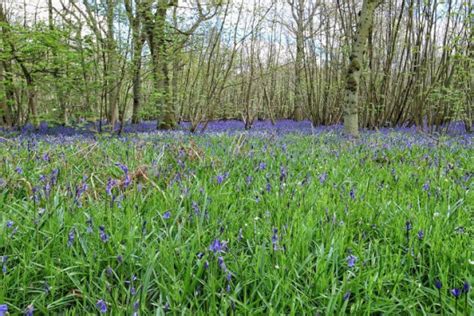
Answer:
0;125;472;314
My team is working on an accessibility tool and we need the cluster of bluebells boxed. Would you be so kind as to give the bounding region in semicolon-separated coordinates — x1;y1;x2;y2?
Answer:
99;225;109;243
209;239;232;292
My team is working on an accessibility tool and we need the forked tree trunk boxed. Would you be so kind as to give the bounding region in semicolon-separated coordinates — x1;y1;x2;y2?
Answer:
343;0;381;137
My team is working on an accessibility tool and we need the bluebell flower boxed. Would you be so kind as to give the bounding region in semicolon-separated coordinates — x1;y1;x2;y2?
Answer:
259;162;266;170
123;174;132;188
435;279;442;290
96;299;107;313
1;256;8;274
405;221;412;231
279;166;287;182
0;304;8;315
349;188;355;200
6;220;13;228
451;288;461;298
216;174;225;184
24;304;34;316
422;182;430;191
266;182;272;192
15;167;23;174
67;228;75;247
217;256;227;271
133;301;139;316
115;163;129;174
417;230;424;240
162;211;171;220
106;178;117;196
463;281;470;294
343;291;351;301
272;228;279;251
346;254;357;268
99;226;109;243
192;201;200;215
319;172;327;184
209;239;227;254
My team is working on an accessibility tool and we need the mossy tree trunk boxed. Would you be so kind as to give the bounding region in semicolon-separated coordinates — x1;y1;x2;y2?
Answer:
343;0;381;137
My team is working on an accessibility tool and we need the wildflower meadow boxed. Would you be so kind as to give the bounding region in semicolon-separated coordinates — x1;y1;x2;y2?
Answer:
0;121;472;314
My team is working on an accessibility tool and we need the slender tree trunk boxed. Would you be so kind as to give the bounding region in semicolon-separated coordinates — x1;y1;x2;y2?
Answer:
343;0;381;137
106;0;119;130
292;0;305;121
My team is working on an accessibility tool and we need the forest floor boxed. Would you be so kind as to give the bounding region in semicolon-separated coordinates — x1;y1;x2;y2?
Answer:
0;121;472;314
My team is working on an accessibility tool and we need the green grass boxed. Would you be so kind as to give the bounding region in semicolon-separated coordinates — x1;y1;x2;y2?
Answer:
0;131;472;315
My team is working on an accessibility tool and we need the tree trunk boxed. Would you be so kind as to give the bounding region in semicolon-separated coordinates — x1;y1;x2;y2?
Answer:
0;60;13;127
343;0;381;137
292;0;305;121
106;0;119;130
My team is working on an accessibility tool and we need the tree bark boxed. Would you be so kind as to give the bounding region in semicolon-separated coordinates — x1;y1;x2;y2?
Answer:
343;0;381;137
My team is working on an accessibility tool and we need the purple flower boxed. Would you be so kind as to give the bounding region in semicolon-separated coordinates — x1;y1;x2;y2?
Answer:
67;228;75;247
209;239;227;254
279;166;287;182
96;299;107;313
463;281;470;294
266;182;272;192
6;220;13;228
435;279;442;290
50;169;59;185
217;256;227;271
422;182;430;191
42;153;50;162
106;178;117;196
1;256;8;274
130;287;137;295
192;201;200;215
246;176;253;185
99;225;109;243
24;304;34;316
106;267;114;277
405;221;412;231
271;228;279;251
123;174;132;189
346;255;357;268
343;291;351;301
0;304;8;315
162;211;171;220
115;163;129;174
117;255;123;263
15;167;23;174
319;172;327;184
451;288;461;298
259;162;266;170
349;188;355;200
417;230;424;240
133;300;139;313
216;174;225;184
